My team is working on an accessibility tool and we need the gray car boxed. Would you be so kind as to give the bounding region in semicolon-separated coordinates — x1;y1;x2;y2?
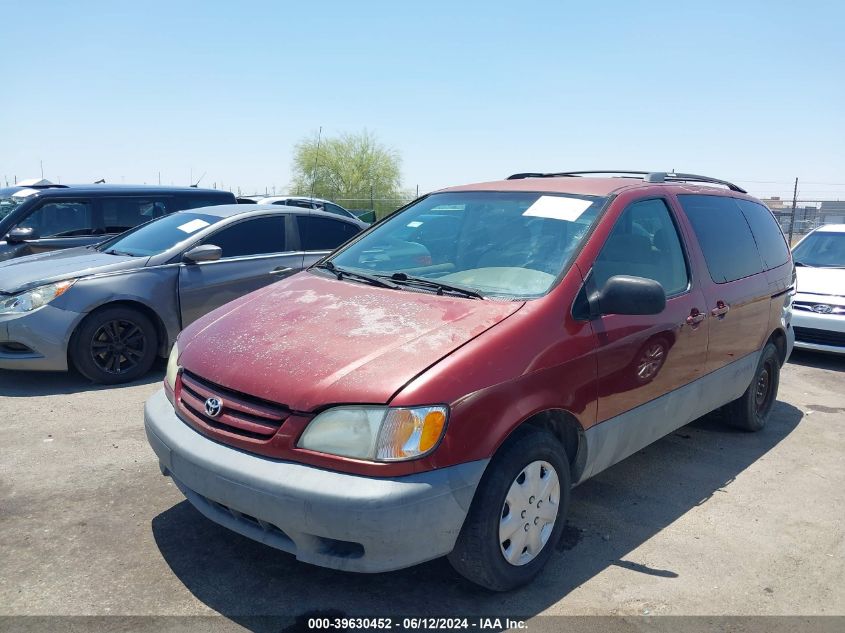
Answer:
0;204;366;383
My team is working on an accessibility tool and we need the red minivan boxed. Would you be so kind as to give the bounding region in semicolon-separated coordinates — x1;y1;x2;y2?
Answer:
145;171;795;590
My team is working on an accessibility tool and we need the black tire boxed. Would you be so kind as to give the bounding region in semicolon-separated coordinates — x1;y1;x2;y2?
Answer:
71;306;158;384
724;342;780;432
448;426;571;591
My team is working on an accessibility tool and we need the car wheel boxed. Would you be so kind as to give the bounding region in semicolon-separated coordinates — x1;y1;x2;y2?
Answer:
724;342;780;432
448;426;571;591
71;306;158;384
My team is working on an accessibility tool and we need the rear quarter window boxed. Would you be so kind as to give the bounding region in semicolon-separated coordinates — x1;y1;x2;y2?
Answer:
735;199;790;270
298;216;361;250
677;194;764;283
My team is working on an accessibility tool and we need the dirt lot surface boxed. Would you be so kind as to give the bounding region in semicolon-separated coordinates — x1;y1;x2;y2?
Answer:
1;351;843;628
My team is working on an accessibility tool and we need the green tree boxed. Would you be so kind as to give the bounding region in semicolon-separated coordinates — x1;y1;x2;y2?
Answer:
290;130;406;218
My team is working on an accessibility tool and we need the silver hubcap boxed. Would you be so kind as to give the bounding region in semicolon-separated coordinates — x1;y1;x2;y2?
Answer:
499;460;560;566
637;343;665;380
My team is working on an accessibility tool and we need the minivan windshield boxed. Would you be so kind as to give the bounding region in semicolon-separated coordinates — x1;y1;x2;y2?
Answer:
327;191;607;298
96;212;221;257
792;230;845;268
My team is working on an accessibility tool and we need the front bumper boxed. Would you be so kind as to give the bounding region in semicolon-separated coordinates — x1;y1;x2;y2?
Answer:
792;309;845;355
144;389;488;573
0;305;83;371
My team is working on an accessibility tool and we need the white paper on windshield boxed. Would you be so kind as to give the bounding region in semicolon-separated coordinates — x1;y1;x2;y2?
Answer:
406;221;423;228
11;188;39;198
523;196;592;222
177;219;211;234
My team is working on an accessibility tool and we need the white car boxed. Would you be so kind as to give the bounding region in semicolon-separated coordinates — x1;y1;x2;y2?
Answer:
791;224;845;354
255;196;360;221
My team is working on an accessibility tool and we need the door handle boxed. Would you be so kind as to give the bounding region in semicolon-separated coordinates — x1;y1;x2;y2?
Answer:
686;310;706;325
711;301;730;318
270;266;294;275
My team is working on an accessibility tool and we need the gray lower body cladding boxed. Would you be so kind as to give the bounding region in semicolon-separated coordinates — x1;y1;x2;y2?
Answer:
578;350;763;483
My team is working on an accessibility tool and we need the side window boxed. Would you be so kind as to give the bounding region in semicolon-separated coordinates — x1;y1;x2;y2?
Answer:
180;197;229;211
735;199;790;270
325;202;352;218
18;200;97;237
102;198;168;233
203;216;286;258
297;215;361;251
593;199;689;296
678;195;764;283
286;199;315;210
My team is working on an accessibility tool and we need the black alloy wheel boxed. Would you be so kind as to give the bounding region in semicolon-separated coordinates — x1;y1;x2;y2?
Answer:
90;318;148;375
72;306;158;384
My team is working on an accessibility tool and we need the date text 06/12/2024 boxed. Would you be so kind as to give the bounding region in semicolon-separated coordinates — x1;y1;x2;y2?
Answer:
306;617;528;630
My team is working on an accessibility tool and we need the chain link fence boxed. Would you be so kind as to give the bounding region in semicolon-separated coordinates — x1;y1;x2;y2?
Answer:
334;197;415;222
767;200;845;245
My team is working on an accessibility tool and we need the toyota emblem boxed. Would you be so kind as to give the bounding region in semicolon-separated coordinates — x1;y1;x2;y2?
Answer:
811;304;833;314
204;397;223;418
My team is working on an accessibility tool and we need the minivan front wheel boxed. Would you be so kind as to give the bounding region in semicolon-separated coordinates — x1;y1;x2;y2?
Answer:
448;427;571;591
724;342;780;432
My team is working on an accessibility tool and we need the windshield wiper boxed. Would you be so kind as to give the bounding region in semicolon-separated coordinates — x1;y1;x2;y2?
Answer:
387;272;484;299
104;248;135;257
314;262;401;290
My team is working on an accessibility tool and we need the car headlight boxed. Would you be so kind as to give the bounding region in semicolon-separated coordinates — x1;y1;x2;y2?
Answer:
165;341;181;391
298;405;448;462
0;280;75;315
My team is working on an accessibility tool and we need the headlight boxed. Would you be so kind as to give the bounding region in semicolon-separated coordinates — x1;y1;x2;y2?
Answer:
298;405;448;462
165;341;181;391
0;280;75;315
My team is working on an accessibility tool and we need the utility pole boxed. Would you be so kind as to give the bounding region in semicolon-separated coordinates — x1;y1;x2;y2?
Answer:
310;126;322;201
788;177;798;246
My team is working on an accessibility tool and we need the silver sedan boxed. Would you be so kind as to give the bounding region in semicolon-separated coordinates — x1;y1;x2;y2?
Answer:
0;204;366;383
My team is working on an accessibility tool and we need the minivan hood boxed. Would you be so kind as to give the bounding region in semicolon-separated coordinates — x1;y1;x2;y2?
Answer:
0;247;142;294
179;272;524;411
795;265;845;299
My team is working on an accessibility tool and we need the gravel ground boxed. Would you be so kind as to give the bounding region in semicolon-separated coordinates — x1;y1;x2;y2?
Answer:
1;351;843;627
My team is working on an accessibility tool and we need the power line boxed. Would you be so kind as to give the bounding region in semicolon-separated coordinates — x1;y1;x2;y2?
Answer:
735;179;845;186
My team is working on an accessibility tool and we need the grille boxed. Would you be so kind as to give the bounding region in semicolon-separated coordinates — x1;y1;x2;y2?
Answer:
793;327;845;348
177;371;290;439
205;496;292;541
793;302;845;315
0;342;34;354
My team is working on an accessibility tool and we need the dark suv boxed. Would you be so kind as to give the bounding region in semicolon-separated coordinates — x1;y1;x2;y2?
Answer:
0;184;235;261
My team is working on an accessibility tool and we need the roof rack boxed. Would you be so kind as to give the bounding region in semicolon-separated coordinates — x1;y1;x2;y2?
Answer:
505;170;747;193
26;183;69;190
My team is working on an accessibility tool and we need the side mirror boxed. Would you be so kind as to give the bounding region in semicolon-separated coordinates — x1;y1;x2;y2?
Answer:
593;275;666;316
6;227;39;243
183;244;222;263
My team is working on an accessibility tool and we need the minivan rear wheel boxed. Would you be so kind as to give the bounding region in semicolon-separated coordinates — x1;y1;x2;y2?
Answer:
724;342;780;432
448;427;571;591
71;306;158;384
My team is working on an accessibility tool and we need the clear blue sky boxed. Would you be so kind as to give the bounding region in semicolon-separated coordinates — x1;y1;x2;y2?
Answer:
2;0;844;200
